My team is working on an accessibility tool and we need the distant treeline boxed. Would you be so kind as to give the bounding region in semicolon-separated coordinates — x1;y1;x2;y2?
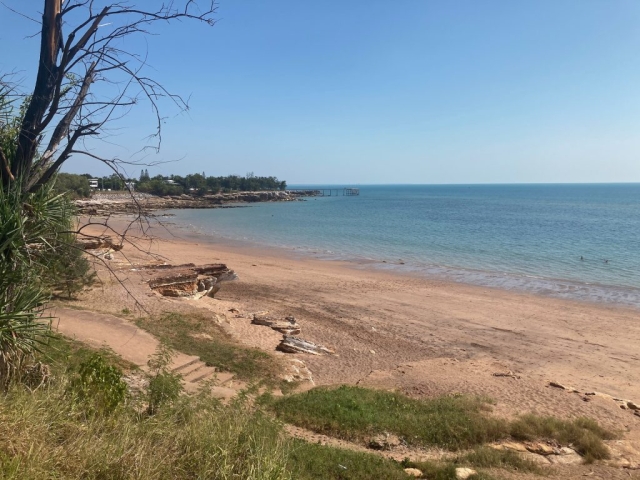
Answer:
53;171;287;198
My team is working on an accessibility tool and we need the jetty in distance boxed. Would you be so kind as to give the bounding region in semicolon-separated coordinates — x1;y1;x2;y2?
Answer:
288;187;360;197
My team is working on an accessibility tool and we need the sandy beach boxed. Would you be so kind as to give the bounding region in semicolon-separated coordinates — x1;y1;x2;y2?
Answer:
70;217;640;469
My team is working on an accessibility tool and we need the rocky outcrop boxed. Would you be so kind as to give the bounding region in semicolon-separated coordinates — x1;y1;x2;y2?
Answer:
75;190;315;215
147;263;237;299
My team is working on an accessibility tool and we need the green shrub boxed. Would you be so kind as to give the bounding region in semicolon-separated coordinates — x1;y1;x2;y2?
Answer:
146;345;183;415
69;353;128;414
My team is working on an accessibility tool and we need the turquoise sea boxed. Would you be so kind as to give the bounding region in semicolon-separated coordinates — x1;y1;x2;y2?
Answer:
167;184;640;308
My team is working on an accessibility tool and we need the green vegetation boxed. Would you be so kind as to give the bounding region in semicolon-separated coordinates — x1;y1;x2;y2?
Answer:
137;312;282;383
0;183;78;385
137;171;287;196
289;439;410;480
52;173;91;198
509;414;617;463
69;353;129;415
268;385;616;462
0;346;291;479
268;385;505;450
145;344;183;415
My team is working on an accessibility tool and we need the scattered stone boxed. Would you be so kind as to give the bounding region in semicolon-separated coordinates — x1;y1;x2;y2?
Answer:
368;433;401;450
104;252;113;260
404;467;422;477
635;410;640;418
277;336;335;355
628;401;639;410
455;467;478;479
228;308;239;314
493;371;520;379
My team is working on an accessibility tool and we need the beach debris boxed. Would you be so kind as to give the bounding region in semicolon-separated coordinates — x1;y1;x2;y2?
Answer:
628;401;639;411
277;336;335;355
148;263;237;299
368;433;401;450
76;234;123;251
548;381;578;392
228;308;239;314
252;312;301;335
404;468;422;477
493;371;520;379
455;467;478;479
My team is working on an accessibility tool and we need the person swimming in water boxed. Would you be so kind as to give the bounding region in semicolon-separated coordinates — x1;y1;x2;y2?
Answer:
580;256;584;261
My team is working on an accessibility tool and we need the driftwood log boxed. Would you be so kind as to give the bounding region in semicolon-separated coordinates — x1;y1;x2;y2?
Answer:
277;336;335;355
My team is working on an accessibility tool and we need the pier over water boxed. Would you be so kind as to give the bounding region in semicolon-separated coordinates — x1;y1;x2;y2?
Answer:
288;188;360;197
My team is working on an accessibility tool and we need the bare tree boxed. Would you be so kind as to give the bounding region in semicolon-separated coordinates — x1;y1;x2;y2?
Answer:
0;0;217;192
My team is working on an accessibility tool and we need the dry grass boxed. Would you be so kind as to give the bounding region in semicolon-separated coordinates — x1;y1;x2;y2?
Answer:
0;372;291;479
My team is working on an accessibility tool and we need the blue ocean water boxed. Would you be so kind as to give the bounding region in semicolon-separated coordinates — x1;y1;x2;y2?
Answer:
167;184;640;307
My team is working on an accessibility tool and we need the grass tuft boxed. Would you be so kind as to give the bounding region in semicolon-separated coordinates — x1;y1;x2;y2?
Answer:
288;439;410;480
509;414;617;462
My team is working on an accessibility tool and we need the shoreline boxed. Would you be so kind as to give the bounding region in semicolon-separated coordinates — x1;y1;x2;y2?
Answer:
154;212;640;310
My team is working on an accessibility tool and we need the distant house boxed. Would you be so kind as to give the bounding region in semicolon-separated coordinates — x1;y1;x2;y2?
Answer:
165;179;176;185
125;181;136;192
89;178;99;189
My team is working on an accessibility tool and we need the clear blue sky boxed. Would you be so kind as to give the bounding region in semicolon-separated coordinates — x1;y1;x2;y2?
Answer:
1;1;640;184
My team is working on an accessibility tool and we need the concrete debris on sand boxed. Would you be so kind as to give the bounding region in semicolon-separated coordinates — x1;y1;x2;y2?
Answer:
147;263;237;299
252;312;301;335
